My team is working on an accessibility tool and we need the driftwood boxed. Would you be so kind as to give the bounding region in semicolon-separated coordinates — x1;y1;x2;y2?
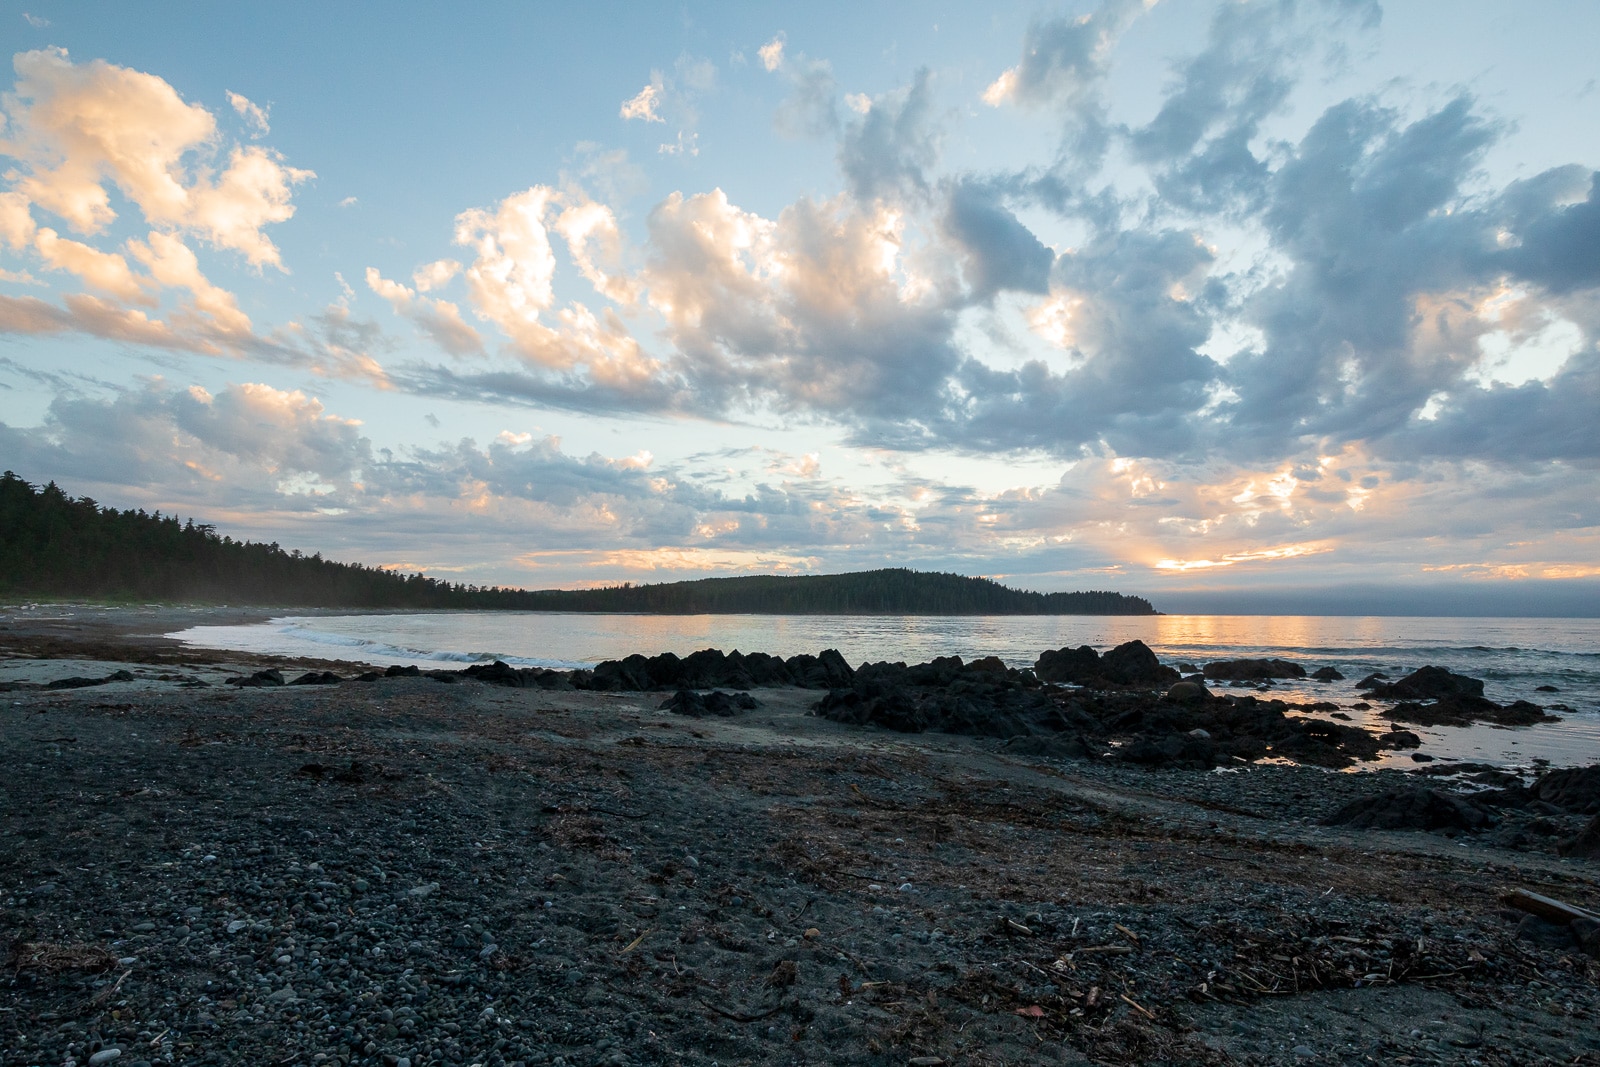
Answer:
1503;889;1600;926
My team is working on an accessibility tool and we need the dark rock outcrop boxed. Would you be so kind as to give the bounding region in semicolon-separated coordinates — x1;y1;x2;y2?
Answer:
1322;788;1496;834
1203;659;1307;681
1362;665;1484;700
659;690;760;717
1033;640;1178;687
1311;666;1344;681
228;668;285;688
1386;696;1555;728
46;669;135;690
584;648;853;692
289;671;342;686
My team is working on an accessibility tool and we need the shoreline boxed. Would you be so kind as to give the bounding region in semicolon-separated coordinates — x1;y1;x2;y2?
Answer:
3;610;1599;1064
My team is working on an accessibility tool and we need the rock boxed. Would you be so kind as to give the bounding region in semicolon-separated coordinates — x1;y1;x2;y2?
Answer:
228;668;285;688
227;919;249;933
1530;765;1600;815
88;1051;122;1065
1515;915;1577;950
1558;815;1600;860
1033;645;1103;684
1102;640;1179;686
1574;917;1600;959
385;664;421;677
1322;788;1495;834
1387;696;1555;728
1165;681;1210;703
659;689;759;717
289;671;342;685
1311;666;1344;681
1202;658;1306;681
1363;665;1484;701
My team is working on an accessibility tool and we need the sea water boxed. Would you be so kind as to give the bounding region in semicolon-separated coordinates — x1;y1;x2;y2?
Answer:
169;612;1600;770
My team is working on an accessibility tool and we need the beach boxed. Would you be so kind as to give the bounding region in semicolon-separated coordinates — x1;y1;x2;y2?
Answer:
3;607;1599;1066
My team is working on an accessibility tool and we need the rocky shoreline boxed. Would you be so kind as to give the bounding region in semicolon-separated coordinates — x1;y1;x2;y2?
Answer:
3;611;1599;1066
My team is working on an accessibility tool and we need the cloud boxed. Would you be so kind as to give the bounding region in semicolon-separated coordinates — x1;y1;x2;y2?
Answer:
1;48;313;268
620;79;664;123
226;90;270;137
837;69;940;202
0;378;369;503
758;35;785;72
942;181;1053;300
365;267;482;356
21;12;48;28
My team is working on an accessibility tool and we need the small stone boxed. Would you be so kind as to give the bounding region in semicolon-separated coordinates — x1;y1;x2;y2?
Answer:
88;1051;122;1066
803;927;821;940
1292;1047;1315;1059
899;882;914;892
408;882;439;898
227;920;249;934
131;922;156;933
479;944;498;960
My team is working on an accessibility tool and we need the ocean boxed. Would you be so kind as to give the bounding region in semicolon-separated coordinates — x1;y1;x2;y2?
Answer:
169;611;1600;770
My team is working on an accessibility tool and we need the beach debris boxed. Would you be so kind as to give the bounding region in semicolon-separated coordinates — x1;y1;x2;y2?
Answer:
1503;888;1600;926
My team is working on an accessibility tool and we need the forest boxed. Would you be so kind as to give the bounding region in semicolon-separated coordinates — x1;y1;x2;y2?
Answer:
0;472;1157;615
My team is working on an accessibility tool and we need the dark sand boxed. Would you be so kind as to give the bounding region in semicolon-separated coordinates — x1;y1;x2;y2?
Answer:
2;607;1598;1066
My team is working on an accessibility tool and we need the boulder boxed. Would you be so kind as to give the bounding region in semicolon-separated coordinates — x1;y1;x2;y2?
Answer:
1165;680;1211;703
1531;765;1600;816
1322;788;1496;834
289;671;342;685
1203;658;1307;681
228;668;285;688
1102;640;1179;686
1311;666;1344;681
1363;665;1485;701
1033;645;1103;684
659;690;760;717
1559;815;1600;861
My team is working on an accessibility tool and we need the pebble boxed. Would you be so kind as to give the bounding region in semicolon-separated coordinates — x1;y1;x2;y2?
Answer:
899;882;914;892
1293;1046;1315;1059
227;919;249;933
88;1051;121;1066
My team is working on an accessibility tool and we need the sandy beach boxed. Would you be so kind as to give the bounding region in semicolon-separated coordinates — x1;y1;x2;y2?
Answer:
3;607;1599;1066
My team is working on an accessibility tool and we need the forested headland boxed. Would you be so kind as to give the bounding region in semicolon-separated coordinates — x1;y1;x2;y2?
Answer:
0;472;1157;615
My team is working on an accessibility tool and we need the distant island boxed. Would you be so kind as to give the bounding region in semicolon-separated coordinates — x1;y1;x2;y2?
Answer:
0;472;1156;615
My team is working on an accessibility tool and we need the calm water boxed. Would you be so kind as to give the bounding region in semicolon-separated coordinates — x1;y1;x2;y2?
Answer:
170;612;1600;770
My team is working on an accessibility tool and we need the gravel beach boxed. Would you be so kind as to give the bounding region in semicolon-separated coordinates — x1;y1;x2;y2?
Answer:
3;607;1598;1066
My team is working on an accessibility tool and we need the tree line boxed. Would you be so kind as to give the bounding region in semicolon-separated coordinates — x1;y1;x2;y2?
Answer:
0;472;1157;614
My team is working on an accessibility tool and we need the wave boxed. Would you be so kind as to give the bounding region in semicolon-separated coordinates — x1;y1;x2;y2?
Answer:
273;624;591;671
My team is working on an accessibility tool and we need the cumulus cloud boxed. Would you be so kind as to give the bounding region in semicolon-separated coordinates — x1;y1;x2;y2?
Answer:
227;90;270;137
365;267;482;356
1;48;312;267
0;48;324;365
620;79;664;123
758;35;785;72
837;69;940;203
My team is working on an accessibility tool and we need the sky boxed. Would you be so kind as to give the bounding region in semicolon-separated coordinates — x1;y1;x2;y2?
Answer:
1;1;1597;614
